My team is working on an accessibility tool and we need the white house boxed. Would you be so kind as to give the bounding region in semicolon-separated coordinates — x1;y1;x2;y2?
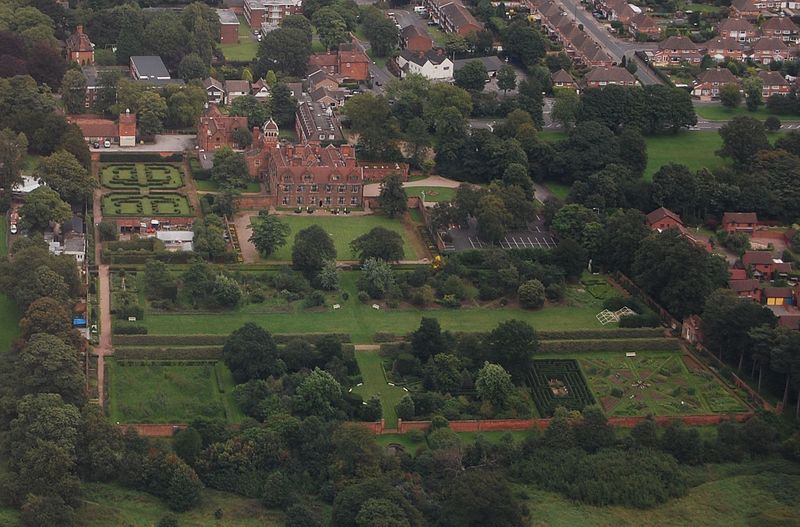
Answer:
396;48;454;81
204;77;225;104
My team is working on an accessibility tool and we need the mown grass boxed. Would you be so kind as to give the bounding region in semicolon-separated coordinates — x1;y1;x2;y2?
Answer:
78;483;285;527
353;348;407;427
123;272;613;343
0;294;20;354
258;214;423;261
196;179;261;193
695;104;800;122
221;16;259;62
107;361;243;424
0;216;7;256
404;186;455;202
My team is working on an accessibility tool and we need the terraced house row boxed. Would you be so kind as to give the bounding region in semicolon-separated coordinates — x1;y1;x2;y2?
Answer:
528;0;613;67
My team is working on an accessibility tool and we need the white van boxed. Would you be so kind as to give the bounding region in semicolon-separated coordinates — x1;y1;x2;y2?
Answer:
414;6;427;14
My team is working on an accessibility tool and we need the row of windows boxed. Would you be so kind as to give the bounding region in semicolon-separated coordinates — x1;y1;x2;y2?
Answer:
283;196;360;205
281;184;360;193
283;174;360;183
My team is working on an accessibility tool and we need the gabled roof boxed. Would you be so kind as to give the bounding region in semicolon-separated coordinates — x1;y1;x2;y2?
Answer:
204;77;224;91
718;17;757;32
66;116;118;138
308;69;338;88
585;66;636;83
225;80;250;93
722;212;758;224
730;268;748;280
762;16;799;32
66;25;94;53
630;12;657;29
646;207;682;226
696;68;738;84
743;251;775;266
401;25;429;39
729;278;760;292
758;70;789;86
763;286;794;297
658;35;698;51
752;37;789;51
453;55;505;72
551;68;576;83
731;0;759;11
705;37;745;52
439;1;481;31
400;47;450;66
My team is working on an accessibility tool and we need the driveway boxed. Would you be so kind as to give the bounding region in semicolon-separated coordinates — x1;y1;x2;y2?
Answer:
94;134;196;153
232;212;260;264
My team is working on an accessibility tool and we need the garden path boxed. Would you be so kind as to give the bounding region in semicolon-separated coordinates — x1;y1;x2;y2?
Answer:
92;186;113;407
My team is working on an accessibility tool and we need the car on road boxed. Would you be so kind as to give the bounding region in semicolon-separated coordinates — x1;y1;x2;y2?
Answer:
103;140;111;148
375;80;382;86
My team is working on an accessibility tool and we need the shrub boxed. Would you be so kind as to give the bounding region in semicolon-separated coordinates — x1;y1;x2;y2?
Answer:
303;290;326;308
395;394;415;420
407;429;425;443
98;221;118;242
765;115;781;132
518;279;546;309
357;290;370;303
113;325;148;335
394;352;418;376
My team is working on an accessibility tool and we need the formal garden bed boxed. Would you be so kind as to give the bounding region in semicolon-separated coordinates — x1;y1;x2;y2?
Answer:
102;193;192;216
101;163;183;190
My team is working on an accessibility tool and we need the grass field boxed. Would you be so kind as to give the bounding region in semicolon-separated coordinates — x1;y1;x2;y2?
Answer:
573;352;747;416
404;186;455;202
0;294;20;354
78;483;285;527
258;215;423;261
102;193;192;217
196;180;261;193
353;349;407;427
221;16;258;62
0;216;7;256
524;460;800;527
107;361;243;423
694;104;800;122
643;132;729;180
122;272;612;343
101;163;183;190
543;181;570;200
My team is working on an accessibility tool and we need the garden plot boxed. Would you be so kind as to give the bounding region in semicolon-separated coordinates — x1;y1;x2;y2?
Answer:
579;353;748;416
101;163;183;190
102;193;191;216
528;359;596;417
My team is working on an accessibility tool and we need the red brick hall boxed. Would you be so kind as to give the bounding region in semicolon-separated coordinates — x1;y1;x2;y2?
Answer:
246;122;364;208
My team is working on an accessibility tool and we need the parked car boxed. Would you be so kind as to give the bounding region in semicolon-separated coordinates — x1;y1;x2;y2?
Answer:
9;224;17;234
103;140;111;148
92;142;100;148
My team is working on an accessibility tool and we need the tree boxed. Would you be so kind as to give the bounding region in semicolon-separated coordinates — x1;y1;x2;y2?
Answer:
517;77;544;128
443;33;468;57
173;427;202;465
0;128;28;195
551;89;579;130
232;127;252;149
60;70;87;114
475;362;514;408
378;175;407;218
18;333;86;406
222;323;281;383
496;65;517;93
211;146;249;190
20;296;74;340
395;394;415;420
356;499;410;527
317;259;339;290
362;16;398;57
257;27;312;77
501;21;546;69
312;7;348;51
743;76;763;111
551;203;598;242
136;91;167;137
574;405;615;453
228;95;271;130
20;186;71;232
270;83;297;128
293;367;343;418
249;210;290;257
281;14;313;41
164;85;207;129
765;115;781;132
454;60;488;91
350;227;404;262
165;459;203;512
486;320;537;382
518;279;545;309
177;52;208;81
476;194;510;244
718;116;770;167
35;150;95;204
440;470;524;527
143;259;176;300
143;12;190;70
60;124;91;169
212;274;243;307
20;495;75;527
719;83;741;108
344;93;399;160
502;163;534;200
292;224;337;279
411;317;449;361
357;257;396;299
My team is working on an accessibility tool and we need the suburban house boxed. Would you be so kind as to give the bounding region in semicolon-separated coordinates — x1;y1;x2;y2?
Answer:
533;0;613;67
730;0;762;18
692;68;739;101
308;45;370;82
749;37;790;64
197;104;248;151
763;287;795;306
717;18;758;42
653;36;702;66
551;69;578;91
453;55;505;77
401;25;434;52
243;0;303;31
119;110;137;147
66;25;94;66
307;70;340;92
758;70;791;97
217;9;240;43
742;250;777;278
251;78;271;99
204;77;225;104
425;0;482;35
130;56;183;86
761;16;800;42
225;80;250;105
646;207;683;231
395;48;454;81
310;86;347;107
705;37;746;62
583;66;637;88
722;212;758;233
295;101;344;143
629;12;660;37
729;278;762;302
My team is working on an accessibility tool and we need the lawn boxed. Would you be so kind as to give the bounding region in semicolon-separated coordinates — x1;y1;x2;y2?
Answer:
122;272;613;343
643;132;730;180
404;186;455;202
78;483;286;527
542;181;570;200
523;460;800;527
221;16;259;62
102;193;192;217
258;215;424;261
353;348;407;427
196;179;262;193
101;163;183;190
107;361;243;423
694;104;800;122
0;216;7;256
0;294;20;354
576;352;748;416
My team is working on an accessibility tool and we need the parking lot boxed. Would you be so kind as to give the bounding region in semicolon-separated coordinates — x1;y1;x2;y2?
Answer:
443;217;558;252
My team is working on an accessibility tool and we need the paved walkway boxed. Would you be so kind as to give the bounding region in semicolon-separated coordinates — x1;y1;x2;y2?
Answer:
91;182;113;407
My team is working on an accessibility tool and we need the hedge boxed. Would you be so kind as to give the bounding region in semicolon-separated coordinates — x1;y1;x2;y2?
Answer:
113;332;352;346
113;325;148;335
536;328;665;340
99;153;184;162
538;338;681;354
115;346;223;360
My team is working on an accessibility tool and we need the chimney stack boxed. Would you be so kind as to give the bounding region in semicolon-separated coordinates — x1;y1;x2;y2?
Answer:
76;25;84;34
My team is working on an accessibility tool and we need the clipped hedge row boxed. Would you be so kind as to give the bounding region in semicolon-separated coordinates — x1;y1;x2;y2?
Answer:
538;338;680;354
536;328;665;340
114;332;352;346
113;325;148;335
115;346;223;360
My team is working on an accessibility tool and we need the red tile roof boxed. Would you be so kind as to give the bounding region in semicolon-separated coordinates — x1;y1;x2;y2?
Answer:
743;251;775;266
722;212;758;224
729;278;760;292
646;207;682;226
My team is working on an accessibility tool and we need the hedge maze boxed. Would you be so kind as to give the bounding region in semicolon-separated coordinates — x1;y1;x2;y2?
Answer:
101;163;183;190
102;193;191;216
528;359;596;417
